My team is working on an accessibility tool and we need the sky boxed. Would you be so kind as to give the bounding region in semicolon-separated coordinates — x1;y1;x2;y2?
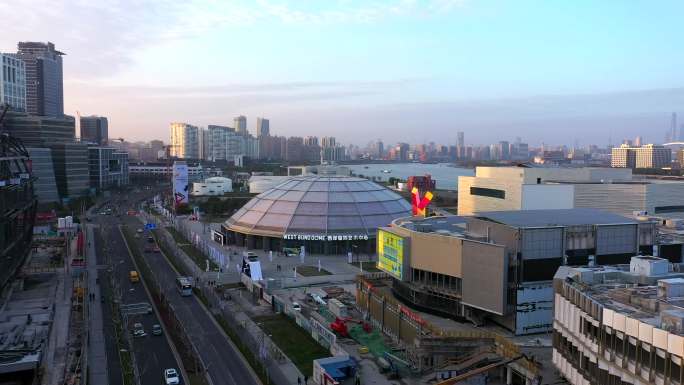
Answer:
2;0;684;147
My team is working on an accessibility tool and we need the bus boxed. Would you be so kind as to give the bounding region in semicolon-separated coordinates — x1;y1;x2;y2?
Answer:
176;276;193;296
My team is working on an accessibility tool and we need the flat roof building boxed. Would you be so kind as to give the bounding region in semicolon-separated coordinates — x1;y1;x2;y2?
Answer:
458;166;684;216
612;144;672;169
377;209;657;335
553;257;684;385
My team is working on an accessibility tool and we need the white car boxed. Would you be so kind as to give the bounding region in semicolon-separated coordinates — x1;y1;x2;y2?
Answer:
292;302;302;312
164;368;180;385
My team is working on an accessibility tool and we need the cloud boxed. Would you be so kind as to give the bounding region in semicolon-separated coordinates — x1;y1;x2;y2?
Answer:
2;0;466;80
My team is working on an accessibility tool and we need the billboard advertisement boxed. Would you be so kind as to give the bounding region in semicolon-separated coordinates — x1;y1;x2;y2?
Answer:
172;161;189;206
377;229;407;280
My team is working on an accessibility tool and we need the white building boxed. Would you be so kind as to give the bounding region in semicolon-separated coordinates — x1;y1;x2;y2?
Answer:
458;166;684;216
190;176;232;196
612;144;672;169
553;257;684;385
170;122;199;159
0;54;26;111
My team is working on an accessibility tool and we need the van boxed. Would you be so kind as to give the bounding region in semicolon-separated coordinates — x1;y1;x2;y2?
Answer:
129;271;140;283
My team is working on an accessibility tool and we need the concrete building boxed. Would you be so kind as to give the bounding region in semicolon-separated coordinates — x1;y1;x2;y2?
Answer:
26;147;60;204
256;117;269;137
553;257;684;385
234;115;247;136
207;125;233;161
170;122;199;159
458;166;576;215
50;142;90;200
378;209;656;335
14;42;64;116
458;166;684;217
80;115;108;145
0;53;26;111
190;176;232;196
129;162;222;181
612;144;672;169
88;147;129;190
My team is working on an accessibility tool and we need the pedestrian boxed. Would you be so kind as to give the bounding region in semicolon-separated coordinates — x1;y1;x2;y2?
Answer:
297;377;301;385
304;375;308;384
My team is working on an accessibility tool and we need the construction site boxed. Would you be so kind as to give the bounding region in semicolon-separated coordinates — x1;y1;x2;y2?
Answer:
0;104;89;385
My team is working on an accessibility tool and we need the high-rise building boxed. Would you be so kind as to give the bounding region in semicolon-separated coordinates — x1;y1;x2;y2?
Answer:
80;115;108;145
50;142;90;200
256;117;269;137
634;135;643;147
671;112;678;143
234;115;247;136
304;136;318;146
286;137;304;162
2;111;75;146
499;140;510;160
14;42;64;116
26;147;59;203
612;144;671;169
376;140;384;159
0;53;26;111
206;125;234;161
88;147;129;190
321;136;336;148
457;131;464;148
170;122;199;159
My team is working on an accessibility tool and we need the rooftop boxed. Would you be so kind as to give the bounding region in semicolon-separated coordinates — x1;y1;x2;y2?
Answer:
556;256;684;335
475;208;639;228
393;215;468;237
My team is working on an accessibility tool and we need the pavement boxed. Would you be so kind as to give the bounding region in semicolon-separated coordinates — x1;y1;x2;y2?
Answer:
121;211;261;385
94;197;181;385
86;223;109;385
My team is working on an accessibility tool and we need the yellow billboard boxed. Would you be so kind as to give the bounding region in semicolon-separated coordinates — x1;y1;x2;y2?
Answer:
377;229;405;280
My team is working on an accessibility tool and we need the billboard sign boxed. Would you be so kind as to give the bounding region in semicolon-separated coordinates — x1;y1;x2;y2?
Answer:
172;162;189;207
377;229;407;280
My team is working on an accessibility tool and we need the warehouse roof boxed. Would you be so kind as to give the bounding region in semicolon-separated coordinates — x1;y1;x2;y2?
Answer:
475;208;639;227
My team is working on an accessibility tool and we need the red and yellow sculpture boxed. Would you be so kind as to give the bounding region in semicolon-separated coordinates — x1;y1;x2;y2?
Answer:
411;187;434;217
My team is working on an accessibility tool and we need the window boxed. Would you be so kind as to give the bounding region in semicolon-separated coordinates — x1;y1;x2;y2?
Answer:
628;338;637;362
656;349;666;377
673;356;682;384
470;186;505;199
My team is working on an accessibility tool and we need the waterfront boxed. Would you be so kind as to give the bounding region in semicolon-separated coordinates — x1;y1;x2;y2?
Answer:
348;163;474;190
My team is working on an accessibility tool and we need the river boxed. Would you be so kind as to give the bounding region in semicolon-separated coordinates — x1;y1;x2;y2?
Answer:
348;163;474;190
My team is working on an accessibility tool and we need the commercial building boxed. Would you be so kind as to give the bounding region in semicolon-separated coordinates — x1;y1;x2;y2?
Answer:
256;117;269;137
190;177;232;196
234;115;247;136
458;166;684;217
80;115;108;145
88;147;129;191
1;111;75;146
1;53;26;111
222;175;412;254
129;162;222;181
14;41;64;116
612;144;672;169
26;147;59;204
170;122;199;159
50;142;90;200
377;209;656;335
553;257;684;385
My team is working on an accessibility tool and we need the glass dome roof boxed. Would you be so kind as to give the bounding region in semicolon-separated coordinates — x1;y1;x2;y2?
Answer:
225;176;412;238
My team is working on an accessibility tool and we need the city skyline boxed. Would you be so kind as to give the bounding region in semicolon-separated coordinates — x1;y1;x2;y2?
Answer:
3;1;684;146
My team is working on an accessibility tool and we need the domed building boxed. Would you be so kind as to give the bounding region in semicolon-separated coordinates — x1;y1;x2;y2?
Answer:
221;175;412;254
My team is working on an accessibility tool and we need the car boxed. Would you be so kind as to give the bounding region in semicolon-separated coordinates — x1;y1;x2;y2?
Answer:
136;228;143;233
292;302;301;312
132;322;146;338
246;252;259;262
164;368;180;385
147;236;154;243
152;324;162;336
134;233;140;239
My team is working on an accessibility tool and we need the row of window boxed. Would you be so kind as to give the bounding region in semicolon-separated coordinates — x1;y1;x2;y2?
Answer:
470;186;505;199
410;268;462;292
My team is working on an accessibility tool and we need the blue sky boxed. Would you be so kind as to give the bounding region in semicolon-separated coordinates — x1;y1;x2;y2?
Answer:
2;0;683;146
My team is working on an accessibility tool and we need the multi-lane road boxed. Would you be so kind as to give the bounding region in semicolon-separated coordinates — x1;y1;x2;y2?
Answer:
94;195;181;385
93;189;260;385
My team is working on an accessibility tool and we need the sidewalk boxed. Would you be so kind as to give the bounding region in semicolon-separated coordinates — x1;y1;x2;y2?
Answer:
87;223;109;385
